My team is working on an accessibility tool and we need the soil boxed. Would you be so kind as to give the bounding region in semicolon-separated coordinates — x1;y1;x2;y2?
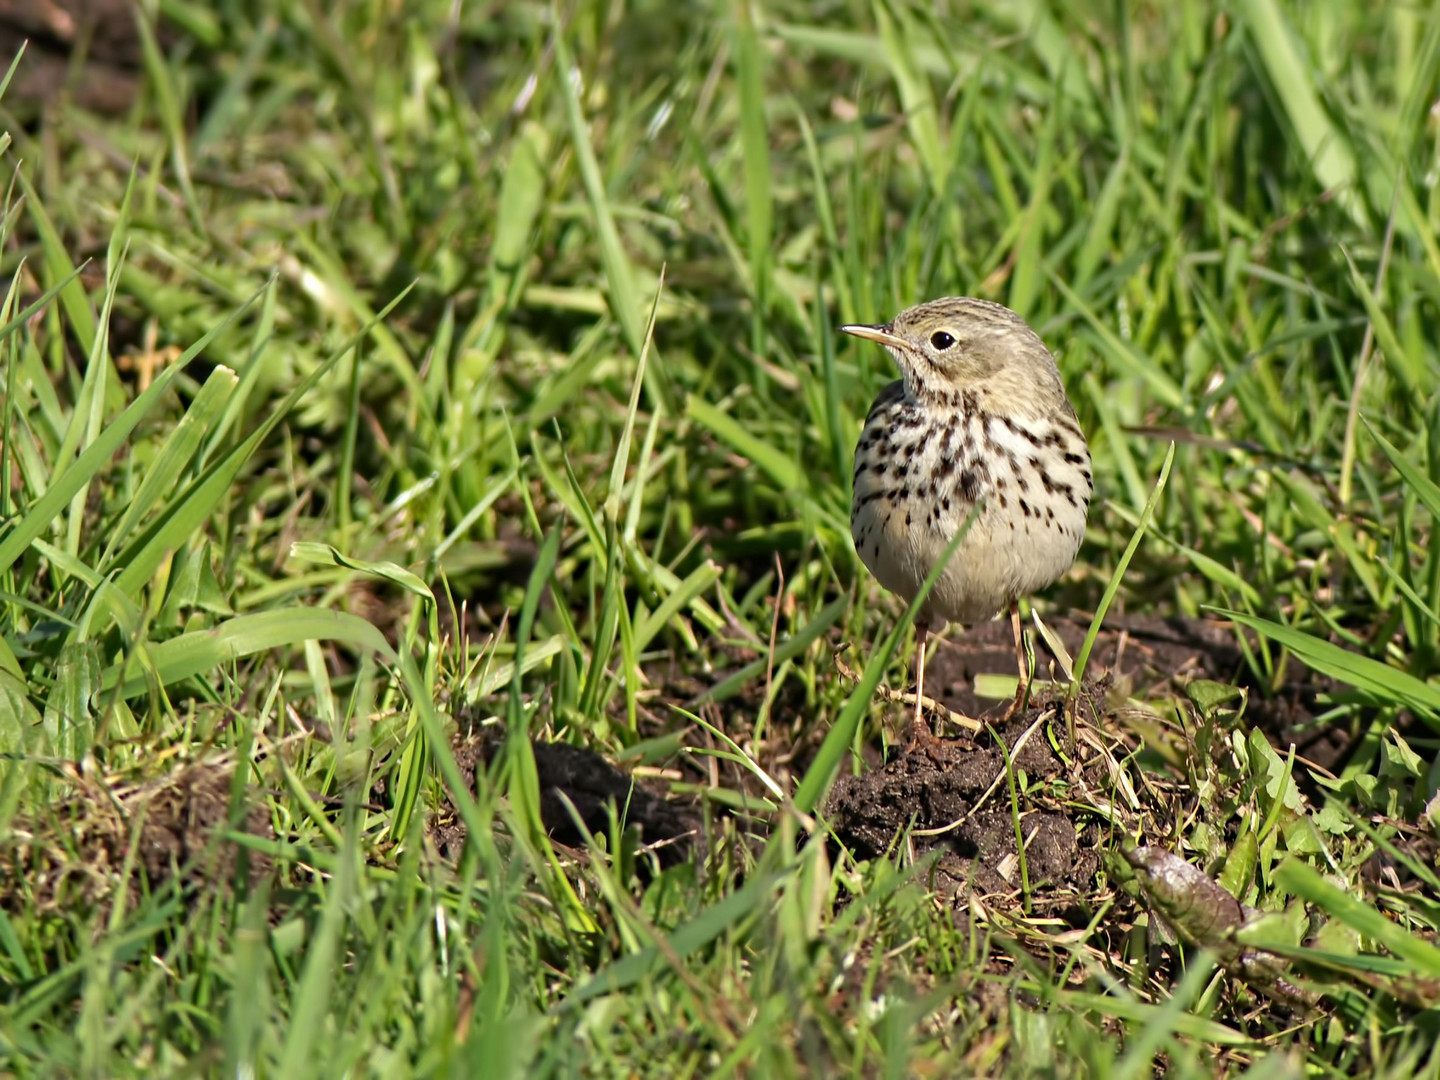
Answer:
809;612;1358;921
127;762;273;889
516;610;1362;928
429;732;700;870
0;610;1359;954
0;761;273;917
656;610;1355;821
824;700;1108;918
0;0;177;115
923;612;1352;772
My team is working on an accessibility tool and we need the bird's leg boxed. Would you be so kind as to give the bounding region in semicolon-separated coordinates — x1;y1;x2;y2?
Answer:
914;623;928;730
903;622;943;753
1001;602;1029;721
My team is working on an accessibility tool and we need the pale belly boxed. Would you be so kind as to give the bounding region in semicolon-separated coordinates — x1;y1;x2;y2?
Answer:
851;496;1085;627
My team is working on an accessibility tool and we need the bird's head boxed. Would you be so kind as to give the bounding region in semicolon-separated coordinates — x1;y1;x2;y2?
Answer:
841;297;1064;408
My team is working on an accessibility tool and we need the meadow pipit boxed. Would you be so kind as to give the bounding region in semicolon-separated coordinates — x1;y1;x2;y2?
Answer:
843;297;1092;745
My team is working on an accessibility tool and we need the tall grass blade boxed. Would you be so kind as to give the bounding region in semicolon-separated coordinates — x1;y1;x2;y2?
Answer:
1212;608;1440;727
1240;0;1365;227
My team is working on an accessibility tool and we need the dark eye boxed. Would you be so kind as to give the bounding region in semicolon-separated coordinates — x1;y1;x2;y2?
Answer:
930;331;956;350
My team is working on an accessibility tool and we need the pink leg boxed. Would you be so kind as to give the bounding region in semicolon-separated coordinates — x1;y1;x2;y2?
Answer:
1002;602;1028;721
904;622;943;753
915;623;928;730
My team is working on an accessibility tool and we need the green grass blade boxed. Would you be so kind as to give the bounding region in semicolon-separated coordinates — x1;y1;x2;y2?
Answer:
685;395;804;494
1071;443;1176;692
874;0;948;193
1274;858;1440;976
607;268;664;520
735;3;773;311
277;809;358;1074
696;596;848;705
133;5;204;234
1239;0;1365;227
16;170;97;358
109;287;414;596
0;297;251;577
551;28;654;405
1211;608;1440;725
793;508;979;814
633;560;723;654
1363;416;1440;520
97;609;396;699
102;365;239;564
502;525;595;931
289;542;435;602
562;869;790;1008
1052;275;1186;409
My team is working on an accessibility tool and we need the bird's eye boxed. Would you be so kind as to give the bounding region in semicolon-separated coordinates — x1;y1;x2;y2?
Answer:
930;331;956;350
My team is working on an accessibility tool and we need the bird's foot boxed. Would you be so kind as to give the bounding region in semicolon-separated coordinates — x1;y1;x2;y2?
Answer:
998;679;1030;724
901;716;947;761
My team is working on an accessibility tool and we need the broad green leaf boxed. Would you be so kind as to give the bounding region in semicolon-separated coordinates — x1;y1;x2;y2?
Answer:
491;123;550;275
97;609;395;700
0;669;41;748
0;635;20;680
1213;608;1440;727
42;642;101;760
1275;858;1440;976
160;540;235;622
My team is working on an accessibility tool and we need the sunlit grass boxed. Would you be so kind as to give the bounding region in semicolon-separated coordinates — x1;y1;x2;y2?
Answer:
1;0;1439;1075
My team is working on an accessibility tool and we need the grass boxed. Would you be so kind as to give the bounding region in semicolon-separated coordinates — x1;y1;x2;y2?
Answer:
2;0;1440;1074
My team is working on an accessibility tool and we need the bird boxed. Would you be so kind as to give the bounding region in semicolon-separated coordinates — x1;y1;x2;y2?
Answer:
841;297;1092;747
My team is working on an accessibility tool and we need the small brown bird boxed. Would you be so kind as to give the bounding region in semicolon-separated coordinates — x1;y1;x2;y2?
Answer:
842;297;1092;743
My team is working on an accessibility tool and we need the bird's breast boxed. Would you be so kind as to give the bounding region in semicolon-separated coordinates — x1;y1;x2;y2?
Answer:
849;392;1093;625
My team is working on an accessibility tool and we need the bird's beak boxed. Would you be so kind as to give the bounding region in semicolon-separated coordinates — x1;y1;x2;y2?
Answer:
839;323;907;350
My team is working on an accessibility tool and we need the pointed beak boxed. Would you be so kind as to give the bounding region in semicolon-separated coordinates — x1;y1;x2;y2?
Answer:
839;323;907;350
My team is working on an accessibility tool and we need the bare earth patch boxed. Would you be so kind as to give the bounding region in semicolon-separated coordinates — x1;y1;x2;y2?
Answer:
430;733;700;869
925;611;1350;771
825;699;1108;917
0;761;273;917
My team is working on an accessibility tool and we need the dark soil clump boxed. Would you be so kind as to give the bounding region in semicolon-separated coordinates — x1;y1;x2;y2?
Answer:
926;612;1351;772
431;734;700;868
826;702;1108;916
0;761;273;917
0;0;177;115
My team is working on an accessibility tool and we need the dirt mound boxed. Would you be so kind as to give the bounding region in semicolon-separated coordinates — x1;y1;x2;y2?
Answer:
0;0;180;115
430;734;700;868
826;700;1109;914
926;612;1351;771
0;761;273;918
